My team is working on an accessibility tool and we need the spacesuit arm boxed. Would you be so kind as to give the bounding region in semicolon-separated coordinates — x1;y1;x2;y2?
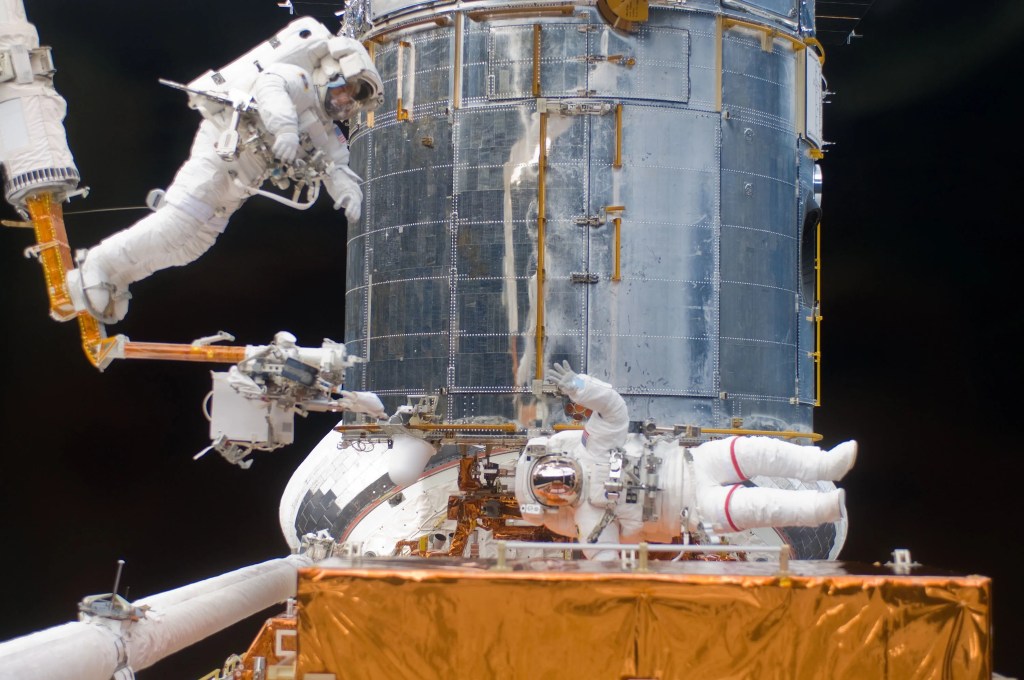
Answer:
548;362;628;453
251;66;301;140
338;390;387;419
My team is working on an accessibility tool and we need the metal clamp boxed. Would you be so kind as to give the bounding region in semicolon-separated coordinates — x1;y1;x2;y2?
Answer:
604;448;625;499
543;99;612;116
886;548;920;575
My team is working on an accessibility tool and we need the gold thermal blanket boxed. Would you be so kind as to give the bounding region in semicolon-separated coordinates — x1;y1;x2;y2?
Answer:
295;561;990;679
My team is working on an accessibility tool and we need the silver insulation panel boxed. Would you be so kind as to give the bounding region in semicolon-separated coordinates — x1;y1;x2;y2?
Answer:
346;1;821;434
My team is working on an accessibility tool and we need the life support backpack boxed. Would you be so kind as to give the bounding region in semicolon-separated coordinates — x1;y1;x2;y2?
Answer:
183;16;382;125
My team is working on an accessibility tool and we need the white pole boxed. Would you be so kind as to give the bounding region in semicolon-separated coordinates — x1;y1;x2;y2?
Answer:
0;554;311;680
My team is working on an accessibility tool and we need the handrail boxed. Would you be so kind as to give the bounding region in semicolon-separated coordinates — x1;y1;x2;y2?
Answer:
535;110;548;380
553;422;822;442
494;540;791;573
334;422;519;433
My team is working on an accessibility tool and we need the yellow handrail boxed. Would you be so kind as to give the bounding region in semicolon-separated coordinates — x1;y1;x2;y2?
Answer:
334;422;519;434
722;18;826;64
553;422;822;442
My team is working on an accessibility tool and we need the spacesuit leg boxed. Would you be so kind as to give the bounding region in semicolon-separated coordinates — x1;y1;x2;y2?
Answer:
692;436;857;484
72;122;255;321
86;204;224;283
74;201;228;322
696;484;845;533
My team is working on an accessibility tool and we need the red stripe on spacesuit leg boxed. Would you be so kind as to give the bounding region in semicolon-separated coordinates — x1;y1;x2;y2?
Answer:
729;436;747;480
724;484;743;532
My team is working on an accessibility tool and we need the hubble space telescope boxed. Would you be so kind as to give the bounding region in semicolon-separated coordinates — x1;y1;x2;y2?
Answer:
0;0;997;677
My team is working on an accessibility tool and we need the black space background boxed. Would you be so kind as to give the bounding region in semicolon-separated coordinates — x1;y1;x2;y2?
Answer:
0;2;1021;678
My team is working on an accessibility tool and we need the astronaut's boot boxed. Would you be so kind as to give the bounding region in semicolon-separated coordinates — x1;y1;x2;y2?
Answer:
67;252;131;324
697;484;845;533
824;441;858;481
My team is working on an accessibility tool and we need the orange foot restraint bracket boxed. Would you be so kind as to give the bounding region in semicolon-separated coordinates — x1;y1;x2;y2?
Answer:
18;191;246;370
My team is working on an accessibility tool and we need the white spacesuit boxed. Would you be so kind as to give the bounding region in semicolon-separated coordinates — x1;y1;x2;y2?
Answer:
516;362;856;559
68;19;383;323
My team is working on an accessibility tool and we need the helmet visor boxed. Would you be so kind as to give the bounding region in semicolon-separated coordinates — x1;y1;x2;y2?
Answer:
530;455;582;508
325;77;371;120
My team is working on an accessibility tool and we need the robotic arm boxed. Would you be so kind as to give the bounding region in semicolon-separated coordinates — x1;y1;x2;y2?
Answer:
200;331;365;468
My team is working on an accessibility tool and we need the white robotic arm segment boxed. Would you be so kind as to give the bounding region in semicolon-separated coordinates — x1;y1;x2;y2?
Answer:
0;13;82;209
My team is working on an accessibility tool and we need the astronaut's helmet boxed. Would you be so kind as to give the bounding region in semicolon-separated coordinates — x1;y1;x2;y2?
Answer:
323;74;372;121
529;454;583;508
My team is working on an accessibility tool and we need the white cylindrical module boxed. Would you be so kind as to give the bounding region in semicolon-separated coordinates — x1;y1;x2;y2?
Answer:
0;554;310;680
0;0;79;208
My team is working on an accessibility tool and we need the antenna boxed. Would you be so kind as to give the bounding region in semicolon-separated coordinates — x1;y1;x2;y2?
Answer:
111;559;125;597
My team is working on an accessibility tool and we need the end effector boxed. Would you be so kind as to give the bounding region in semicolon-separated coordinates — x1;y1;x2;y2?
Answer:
200;331;362;467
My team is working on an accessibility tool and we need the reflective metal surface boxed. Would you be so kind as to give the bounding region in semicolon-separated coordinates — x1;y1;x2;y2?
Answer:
529;454;582;507
348;3;822;434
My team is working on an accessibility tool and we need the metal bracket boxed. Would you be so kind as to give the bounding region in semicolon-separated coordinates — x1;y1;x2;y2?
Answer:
570;272;599;284
532;379;559;396
885;548;921;575
582;54;636;67
673;424;702;438
544;99;611;116
0;45;55;83
604;448;625;499
574;215;603;227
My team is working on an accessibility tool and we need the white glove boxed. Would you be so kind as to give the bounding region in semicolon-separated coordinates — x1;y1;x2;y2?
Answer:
548;360;583;394
272;131;301;163
339;390;387;419
334;188;361;222
331;168;364;220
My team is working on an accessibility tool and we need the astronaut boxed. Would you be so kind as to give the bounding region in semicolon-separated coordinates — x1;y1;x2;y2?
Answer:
68;19;383;323
517;362;856;558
